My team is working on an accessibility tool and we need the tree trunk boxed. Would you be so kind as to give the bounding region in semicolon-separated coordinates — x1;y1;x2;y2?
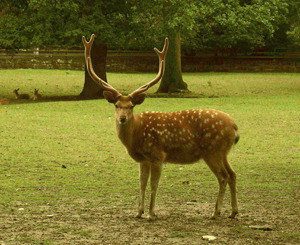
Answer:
80;41;107;99
157;32;188;93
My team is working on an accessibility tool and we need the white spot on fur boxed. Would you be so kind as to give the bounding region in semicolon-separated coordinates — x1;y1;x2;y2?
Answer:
205;133;211;138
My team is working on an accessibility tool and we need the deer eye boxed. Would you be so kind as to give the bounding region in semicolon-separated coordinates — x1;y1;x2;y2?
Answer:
130;105;134;109
115;104;119;109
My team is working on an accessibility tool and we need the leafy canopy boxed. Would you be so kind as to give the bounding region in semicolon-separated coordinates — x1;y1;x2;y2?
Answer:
0;0;297;50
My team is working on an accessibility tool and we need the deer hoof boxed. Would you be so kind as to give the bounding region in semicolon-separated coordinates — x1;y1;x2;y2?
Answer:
211;211;221;219
148;213;157;221
136;210;144;218
228;211;238;219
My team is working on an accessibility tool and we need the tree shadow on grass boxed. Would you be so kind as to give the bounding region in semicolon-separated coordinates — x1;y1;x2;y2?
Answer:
1;95;106;106
1;91;214;106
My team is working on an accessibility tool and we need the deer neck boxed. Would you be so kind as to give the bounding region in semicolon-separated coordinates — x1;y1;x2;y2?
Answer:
115;114;139;149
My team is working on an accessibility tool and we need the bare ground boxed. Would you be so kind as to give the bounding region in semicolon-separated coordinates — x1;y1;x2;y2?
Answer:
1;198;299;245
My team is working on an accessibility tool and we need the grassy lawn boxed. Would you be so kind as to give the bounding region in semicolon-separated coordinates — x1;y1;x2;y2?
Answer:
0;69;299;244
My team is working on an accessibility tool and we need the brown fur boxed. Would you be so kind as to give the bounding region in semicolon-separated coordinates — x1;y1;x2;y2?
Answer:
31;89;42;100
110;95;239;220
13;89;30;99
83;34;238;220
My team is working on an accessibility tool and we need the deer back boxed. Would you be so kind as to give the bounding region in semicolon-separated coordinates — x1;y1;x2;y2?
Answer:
127;109;239;164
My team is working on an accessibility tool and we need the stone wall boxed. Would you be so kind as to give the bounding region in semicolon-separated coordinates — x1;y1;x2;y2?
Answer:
0;51;299;73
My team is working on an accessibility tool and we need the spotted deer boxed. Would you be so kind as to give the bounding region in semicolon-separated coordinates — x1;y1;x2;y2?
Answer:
13;88;30;99
83;34;239;220
31;89;42;100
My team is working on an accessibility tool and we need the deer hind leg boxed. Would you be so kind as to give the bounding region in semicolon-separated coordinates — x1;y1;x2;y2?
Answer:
204;154;229;219
223;156;238;218
136;162;150;218
149;162;163;220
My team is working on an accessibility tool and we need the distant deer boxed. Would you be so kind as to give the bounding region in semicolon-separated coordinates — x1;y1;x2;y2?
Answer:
83;34;239;220
31;89;42;100
13;88;30;99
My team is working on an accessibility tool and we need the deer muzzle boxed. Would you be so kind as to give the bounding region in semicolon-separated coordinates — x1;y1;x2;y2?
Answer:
119;116;127;124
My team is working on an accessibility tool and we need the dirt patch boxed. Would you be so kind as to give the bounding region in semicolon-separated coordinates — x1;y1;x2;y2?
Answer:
0;98;9;105
1;200;299;244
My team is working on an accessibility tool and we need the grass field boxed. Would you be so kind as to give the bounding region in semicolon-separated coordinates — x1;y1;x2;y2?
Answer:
0;69;299;244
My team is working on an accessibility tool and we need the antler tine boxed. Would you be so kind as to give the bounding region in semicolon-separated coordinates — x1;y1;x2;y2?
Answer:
82;34;94;66
82;34;121;96
129;37;169;97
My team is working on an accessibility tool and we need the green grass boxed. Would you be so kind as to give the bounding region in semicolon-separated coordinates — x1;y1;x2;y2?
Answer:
1;69;299;99
0;69;299;244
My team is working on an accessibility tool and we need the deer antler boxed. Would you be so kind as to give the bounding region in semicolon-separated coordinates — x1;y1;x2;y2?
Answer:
129;37;169;98
82;34;121;97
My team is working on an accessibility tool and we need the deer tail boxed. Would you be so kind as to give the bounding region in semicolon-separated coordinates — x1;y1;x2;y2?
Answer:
233;124;240;144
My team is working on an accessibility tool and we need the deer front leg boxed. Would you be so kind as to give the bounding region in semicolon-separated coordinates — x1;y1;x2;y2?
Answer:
136;162;150;218
149;162;163;220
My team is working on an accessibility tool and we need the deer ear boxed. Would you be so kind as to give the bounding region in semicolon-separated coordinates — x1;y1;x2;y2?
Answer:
131;93;146;105
103;91;117;104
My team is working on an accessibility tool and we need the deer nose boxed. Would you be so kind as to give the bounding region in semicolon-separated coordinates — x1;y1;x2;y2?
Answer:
119;116;127;123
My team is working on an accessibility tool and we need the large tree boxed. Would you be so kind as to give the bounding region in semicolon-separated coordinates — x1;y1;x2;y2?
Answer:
0;0;133;98
130;0;199;93
157;31;188;93
76;0;134;98
0;0;295;96
127;0;291;92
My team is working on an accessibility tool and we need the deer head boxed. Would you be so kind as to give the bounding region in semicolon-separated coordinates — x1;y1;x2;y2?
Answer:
82;34;168;125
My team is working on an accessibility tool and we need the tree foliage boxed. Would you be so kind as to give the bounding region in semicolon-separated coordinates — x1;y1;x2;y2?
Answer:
0;0;297;51
0;0;132;49
191;0;291;52
285;0;300;47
